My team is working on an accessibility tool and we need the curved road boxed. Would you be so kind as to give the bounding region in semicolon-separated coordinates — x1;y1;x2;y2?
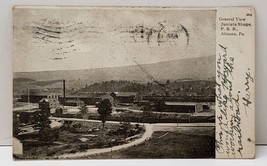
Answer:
50;117;214;159
57;124;153;159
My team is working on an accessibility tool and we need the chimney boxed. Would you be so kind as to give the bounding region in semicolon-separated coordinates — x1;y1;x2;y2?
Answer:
63;79;66;106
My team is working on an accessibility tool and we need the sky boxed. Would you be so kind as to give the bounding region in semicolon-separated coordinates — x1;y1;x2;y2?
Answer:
13;7;215;72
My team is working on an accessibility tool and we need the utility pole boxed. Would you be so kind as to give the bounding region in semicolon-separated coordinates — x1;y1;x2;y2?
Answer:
63;79;66;108
27;88;30;111
176;115;179;127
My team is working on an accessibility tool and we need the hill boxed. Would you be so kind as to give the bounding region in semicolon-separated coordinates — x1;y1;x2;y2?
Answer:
14;55;215;88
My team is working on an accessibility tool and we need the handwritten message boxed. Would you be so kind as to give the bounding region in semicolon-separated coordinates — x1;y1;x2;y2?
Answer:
215;44;254;158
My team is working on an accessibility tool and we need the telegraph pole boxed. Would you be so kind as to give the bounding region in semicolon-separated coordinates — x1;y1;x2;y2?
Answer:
62;69;66;109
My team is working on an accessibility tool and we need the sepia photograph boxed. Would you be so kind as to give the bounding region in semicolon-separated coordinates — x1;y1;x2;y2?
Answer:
13;7;216;159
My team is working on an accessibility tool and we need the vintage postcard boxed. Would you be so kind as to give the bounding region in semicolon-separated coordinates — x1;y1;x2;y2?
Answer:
12;6;255;159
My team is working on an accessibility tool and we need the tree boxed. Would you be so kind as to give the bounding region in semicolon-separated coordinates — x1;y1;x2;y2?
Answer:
36;102;55;143
97;99;112;129
166;79;170;85
119;120;131;138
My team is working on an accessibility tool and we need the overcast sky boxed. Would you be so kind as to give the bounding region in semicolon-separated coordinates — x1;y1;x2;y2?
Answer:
13;7;215;72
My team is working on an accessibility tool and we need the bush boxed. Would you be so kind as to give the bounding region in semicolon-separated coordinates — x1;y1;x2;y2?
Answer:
78;144;89;151
47;150;57;156
96;141;105;148
70;149;77;154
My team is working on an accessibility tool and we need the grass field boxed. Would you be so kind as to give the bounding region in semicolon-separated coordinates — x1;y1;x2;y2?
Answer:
84;127;215;159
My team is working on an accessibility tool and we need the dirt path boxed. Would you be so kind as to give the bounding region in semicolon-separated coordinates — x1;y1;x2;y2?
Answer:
57;124;153;159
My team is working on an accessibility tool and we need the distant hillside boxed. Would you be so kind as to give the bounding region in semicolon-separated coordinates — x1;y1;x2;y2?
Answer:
13;78;35;83
79;79;215;96
82;80;148;93
13;78;65;96
14;55;215;88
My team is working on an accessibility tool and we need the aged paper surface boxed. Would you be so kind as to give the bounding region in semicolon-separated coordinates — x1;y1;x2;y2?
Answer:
215;7;255;159
12;6;255;159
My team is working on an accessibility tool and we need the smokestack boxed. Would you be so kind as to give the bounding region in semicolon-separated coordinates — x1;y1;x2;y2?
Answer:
63;79;66;106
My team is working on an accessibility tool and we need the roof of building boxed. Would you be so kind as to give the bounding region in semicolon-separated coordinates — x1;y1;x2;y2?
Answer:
115;92;137;97
164;102;198;106
23;91;138;98
65;92;110;98
65;99;84;103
